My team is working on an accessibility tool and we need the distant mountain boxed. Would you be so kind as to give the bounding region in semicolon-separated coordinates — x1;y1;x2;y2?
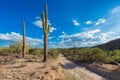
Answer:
95;38;120;50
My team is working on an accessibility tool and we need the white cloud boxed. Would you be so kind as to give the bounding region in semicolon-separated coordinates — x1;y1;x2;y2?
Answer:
98;32;115;41
85;21;92;24
59;29;100;39
36;16;40;19
48;36;55;39
0;32;22;41
111;6;120;14
95;18;106;26
0;32;43;47
33;20;43;28
50;27;56;32
97;5;120;33
72;19;80;26
62;31;66;35
57;29;115;48
48;37;52;40
33;20;56;32
59;31;67;38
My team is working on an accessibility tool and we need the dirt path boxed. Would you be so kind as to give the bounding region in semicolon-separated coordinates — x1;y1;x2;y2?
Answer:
60;54;109;80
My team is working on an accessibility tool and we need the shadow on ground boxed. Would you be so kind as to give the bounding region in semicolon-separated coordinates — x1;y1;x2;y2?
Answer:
60;62;78;69
79;63;120;80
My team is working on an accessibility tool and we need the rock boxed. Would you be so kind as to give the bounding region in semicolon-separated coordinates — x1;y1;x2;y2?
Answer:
44;71;49;74
26;59;34;62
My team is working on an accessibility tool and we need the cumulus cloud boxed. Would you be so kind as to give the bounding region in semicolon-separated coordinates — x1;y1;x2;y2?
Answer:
50;27;57;32
72;19;80;26
0;32;22;41
95;18;106;26
48;36;55;40
57;5;120;48
33;20;43;28
33;20;56;32
94;5;120;34
0;32;43;47
36;16;40;19
62;31;66;35
85;21;92;24
57;29;115;48
59;31;67;38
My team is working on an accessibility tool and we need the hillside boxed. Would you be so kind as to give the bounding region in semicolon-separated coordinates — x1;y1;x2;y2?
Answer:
96;38;120;50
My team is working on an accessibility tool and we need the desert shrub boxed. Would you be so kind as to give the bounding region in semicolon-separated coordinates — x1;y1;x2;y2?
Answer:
0;42;30;56
58;48;66;54
90;47;106;62
61;47;107;63
105;50;120;63
0;47;10;55
9;43;21;53
113;55;120;62
48;49;59;58
70;48;91;62
29;48;43;55
55;48;120;64
104;56;114;63
64;49;71;55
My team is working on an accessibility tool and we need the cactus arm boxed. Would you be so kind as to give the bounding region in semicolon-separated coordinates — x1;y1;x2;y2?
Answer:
47;24;50;34
45;4;48;30
41;12;45;31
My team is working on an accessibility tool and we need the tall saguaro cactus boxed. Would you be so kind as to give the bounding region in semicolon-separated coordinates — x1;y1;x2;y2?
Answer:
22;20;26;58
41;4;50;62
73;43;76;54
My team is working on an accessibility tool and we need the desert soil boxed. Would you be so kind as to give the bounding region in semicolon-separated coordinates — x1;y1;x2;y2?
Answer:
0;55;60;80
0;54;120;80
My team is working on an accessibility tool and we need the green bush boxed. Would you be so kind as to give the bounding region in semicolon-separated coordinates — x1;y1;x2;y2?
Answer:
29;48;43;55
104;56;114;63
0;42;29;56
9;43;21;53
113;55;120;62
0;47;10;56
90;47;106;62
48;49;59;58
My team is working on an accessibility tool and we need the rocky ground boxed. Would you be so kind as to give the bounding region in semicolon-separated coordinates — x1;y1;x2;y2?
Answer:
0;55;61;80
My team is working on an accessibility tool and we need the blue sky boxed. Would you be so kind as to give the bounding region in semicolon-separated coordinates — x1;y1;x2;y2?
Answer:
0;0;120;48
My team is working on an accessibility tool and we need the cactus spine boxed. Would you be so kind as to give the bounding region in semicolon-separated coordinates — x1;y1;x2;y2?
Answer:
22;20;26;58
41;4;50;62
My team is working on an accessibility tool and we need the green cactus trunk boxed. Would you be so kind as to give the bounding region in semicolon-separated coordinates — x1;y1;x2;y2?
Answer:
22;20;26;58
73;43;76;55
43;32;48;62
41;4;50;62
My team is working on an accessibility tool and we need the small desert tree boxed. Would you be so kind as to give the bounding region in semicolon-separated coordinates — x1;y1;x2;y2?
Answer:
41;4;50;62
22;20;26;58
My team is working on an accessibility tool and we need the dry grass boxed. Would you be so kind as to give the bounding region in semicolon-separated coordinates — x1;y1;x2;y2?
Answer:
60;70;78;80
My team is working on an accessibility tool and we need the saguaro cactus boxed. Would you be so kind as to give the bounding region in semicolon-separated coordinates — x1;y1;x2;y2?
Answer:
22;20;26;58
41;4;50;62
73;43;76;54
